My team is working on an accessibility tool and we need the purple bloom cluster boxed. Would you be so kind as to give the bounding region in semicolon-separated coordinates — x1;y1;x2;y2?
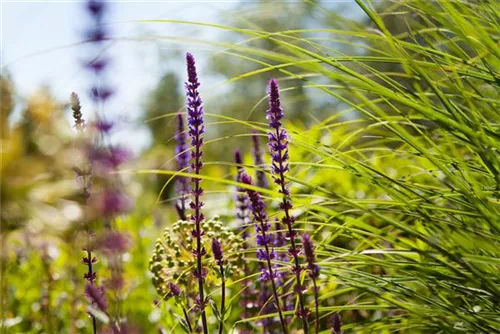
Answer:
175;113;191;220
234;150;251;234
302;233;320;279
240;174;275;272
84;283;108;313
331;312;343;334
252;133;268;189
266;79;310;329
84;0;113;103
185;53;209;334
241;173;288;333
168;282;182;298
211;238;223;266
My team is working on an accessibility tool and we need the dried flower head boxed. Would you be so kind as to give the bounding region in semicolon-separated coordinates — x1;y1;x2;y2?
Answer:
70;92;85;132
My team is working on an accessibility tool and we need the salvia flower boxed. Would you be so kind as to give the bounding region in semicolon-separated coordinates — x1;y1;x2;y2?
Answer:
241;173;288;333
185;52;209;334
331;312;343;334
234;149;251;233
99;231;130;255
175;113;191;220
252;133;268;189
234;149;255;330
90;86;114;102
303;233;320;333
266;79;309;329
85;282;108;313
302;233;320;279
85;58;110;74
92;119;114;133
90;188;132;218
168;282;182;298
211;238;223;266
87;0;107;18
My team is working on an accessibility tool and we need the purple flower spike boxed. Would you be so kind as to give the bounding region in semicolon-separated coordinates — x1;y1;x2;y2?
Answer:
99;231;130;255
241;173;288;333
252;133;268;189
175;113;191;220
302;233;320;279
331;312;343;334
91;188;132;218
303;233;321;333
266;79;309;331
86;28;108;43
211;238;223;265
234;149;251;232
87;0;106;18
85;283;108;312
168;282;182;297
90;86;114;102
86;58;109;74
185;53;209;334
93;119;113;133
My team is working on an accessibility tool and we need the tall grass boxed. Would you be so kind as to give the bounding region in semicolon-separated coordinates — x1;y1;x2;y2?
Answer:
141;0;500;332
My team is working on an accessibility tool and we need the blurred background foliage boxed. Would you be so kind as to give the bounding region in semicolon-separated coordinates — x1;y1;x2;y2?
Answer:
1;0;500;333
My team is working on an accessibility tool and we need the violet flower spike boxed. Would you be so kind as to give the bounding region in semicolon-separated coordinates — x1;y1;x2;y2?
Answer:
241;173;288;334
185;52;209;334
331;312;343;334
84;283;108;313
252;132;268;189
234;149;251;234
175;113;191;220
303;233;320;333
266;78;309;332
234;149;254;327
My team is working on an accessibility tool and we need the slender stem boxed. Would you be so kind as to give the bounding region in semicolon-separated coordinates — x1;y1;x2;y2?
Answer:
85;250;97;334
182;306;193;333
218;263;226;334
193;133;208;334
313;278;319;334
255;214;288;334
275;128;309;334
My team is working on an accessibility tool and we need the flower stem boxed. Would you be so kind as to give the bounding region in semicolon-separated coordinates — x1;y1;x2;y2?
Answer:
182;306;193;333
256;216;288;334
313;277;319;334
218;263;226;334
275;127;309;334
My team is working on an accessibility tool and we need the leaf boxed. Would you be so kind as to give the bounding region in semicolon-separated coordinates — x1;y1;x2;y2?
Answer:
173;313;191;334
209;298;221;321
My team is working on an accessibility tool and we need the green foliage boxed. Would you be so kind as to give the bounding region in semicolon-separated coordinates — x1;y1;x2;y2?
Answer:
2;0;500;333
